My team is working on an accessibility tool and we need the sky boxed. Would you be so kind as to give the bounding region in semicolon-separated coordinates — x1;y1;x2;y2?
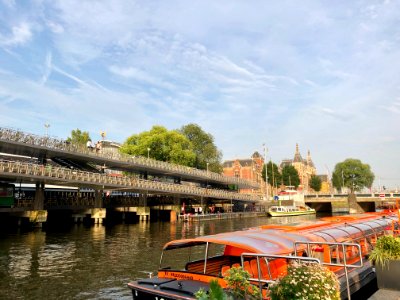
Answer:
0;0;399;190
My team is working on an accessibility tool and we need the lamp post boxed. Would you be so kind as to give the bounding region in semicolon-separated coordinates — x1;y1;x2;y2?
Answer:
341;170;345;193
263;144;269;201
100;131;106;140
147;147;150;159
44;123;50;137
206;162;209;188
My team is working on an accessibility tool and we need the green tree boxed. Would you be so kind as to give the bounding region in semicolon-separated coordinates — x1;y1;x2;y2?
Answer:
180;123;223;173
67;129;91;145
310;175;322;192
262;161;282;188
120;125;196;166
281;165;300;188
332;158;374;192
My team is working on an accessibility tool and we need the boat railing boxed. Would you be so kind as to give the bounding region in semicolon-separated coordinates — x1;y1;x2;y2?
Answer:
240;253;320;298
294;241;363;300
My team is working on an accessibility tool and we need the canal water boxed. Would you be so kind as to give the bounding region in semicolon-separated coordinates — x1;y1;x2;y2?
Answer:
0;214;318;299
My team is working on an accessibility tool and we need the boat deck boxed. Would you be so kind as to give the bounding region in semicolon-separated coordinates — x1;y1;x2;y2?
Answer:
368;289;400;300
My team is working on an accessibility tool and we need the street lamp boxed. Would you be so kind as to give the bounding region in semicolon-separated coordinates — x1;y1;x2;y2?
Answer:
100;131;106;140
263;144;269;201
44;123;50;137
147;147;150;159
341;170;345;193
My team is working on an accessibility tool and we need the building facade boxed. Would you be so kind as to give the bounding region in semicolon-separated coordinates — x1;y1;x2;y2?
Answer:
280;144;316;192
223;152;265;195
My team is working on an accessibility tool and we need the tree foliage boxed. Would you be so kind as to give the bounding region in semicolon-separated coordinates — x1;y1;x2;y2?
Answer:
180;123;223;173
310;175;322;192
67;129;91;145
332;158;375;192
281;165;300;188
262;161;282;188
120;125;196;166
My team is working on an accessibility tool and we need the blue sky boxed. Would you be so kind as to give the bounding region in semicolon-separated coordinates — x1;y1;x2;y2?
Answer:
1;0;399;189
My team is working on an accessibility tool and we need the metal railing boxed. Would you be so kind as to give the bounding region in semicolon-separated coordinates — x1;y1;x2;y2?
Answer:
242;241;363;300
0;160;263;202
240;253;320;299
0;127;260;188
294;241;363;300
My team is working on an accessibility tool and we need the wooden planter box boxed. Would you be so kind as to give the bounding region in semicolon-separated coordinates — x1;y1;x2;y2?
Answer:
376;260;400;290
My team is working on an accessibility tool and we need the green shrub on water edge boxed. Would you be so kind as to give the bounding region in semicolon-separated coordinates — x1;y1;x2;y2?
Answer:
369;235;400;269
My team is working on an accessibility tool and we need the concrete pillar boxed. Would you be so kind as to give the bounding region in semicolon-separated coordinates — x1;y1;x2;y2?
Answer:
137;207;150;221
94;189;103;208
34;183;45;210
170;210;177;223
348;193;365;214
21;210;48;226
139;193;148;207
91;208;106;224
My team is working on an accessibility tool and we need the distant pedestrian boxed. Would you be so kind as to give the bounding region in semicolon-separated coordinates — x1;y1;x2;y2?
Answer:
95;141;101;153
87;140;93;150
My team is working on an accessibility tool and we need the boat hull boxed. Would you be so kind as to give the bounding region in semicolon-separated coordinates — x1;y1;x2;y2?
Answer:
128;277;209;300
127;212;397;300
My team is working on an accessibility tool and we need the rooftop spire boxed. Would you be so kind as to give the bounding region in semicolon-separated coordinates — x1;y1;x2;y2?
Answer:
293;143;303;162
307;149;315;167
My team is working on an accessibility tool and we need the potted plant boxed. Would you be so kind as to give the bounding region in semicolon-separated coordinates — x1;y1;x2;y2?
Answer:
268;262;340;300
369;235;400;290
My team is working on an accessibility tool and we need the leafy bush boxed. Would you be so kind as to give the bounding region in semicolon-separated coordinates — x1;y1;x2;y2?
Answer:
195;266;260;300
369;235;400;268
195;280;231;300
268;262;340;300
225;266;260;300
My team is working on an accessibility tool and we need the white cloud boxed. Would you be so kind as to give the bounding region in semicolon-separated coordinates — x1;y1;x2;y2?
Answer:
40;52;53;85
0;22;33;46
1;0;400;188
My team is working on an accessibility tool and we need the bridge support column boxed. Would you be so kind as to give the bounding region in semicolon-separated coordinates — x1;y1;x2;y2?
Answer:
348;193;365;214
137;206;150;221
34;183;45;210
24;183;48;227
21;210;48;227
91;208;106;224
72;208;106;224
94;189;103;208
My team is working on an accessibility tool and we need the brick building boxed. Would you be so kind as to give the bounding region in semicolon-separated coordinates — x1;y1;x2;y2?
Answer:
223;152;265;194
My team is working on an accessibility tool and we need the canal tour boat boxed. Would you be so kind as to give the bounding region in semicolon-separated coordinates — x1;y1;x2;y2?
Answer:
128;212;398;300
267;187;316;216
267;204;316;217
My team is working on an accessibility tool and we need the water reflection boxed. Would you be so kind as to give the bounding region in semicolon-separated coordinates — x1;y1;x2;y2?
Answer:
8;246;32;279
0;215;326;299
38;243;77;278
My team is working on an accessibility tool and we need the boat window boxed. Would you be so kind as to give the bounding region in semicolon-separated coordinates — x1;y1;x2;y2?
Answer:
306;232;336;242
335;226;363;239
347;224;374;237
160;243;224;271
318;229;351;240
364;219;390;233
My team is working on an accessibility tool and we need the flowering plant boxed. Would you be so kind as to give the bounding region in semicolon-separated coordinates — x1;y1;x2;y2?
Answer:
268;262;340;300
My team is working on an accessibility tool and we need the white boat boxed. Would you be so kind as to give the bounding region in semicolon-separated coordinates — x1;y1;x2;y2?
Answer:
268;205;316;217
